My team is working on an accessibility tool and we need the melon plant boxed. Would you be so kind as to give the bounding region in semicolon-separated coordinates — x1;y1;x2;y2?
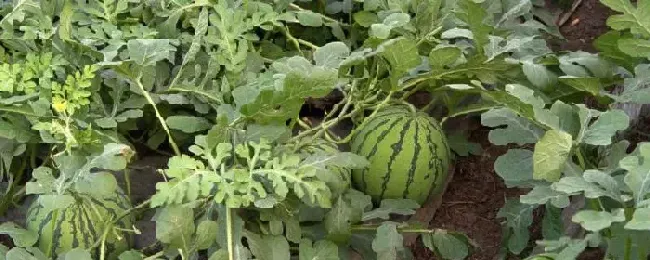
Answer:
0;0;578;258
25;190;133;260
350;105;451;205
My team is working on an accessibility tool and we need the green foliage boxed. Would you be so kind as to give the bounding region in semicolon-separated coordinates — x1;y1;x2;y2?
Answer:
6;0;640;259
0;223;38;248
371;222;403;260
480;84;650;258
299;238;338;260
422;230;472;260
600;0;650;58
478;1;650;258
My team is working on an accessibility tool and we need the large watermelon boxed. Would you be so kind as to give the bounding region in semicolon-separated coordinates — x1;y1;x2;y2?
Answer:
350;105;451;204
25;188;133;259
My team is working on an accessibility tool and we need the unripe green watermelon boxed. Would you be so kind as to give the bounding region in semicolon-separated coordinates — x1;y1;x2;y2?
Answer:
25;190;133;259
350;105;451;204
298;138;351;196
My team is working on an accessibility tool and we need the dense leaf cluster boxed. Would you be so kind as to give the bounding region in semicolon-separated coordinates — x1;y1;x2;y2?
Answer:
486;0;650;259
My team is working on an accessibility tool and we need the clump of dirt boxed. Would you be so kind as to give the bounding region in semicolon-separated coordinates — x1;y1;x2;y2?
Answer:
548;0;613;52
0;236;13;249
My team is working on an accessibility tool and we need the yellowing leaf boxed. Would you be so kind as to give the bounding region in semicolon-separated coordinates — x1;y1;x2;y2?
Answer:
533;130;573;182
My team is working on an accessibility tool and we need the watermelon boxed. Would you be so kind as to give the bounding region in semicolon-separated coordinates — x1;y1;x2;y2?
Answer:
25;189;133;259
298;138;351;196
350;105;451;204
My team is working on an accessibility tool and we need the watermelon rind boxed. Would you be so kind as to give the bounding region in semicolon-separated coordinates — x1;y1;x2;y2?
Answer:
350;105;451;205
25;188;133;260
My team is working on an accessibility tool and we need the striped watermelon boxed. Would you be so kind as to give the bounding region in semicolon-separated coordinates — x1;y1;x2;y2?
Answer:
298;138;351;196
25;189;133;259
350;105;451;204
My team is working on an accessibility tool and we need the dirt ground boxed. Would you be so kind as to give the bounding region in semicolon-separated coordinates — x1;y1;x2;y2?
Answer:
551;0;613;52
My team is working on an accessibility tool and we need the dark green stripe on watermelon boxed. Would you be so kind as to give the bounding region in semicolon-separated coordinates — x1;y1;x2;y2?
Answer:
378;118;413;200
353;107;412;146
403;121;421;198
80;203;98;245
356;117;395;152
422;120;446;190
351;106;451;205
37;211;53;238
422;120;436;180
71;206;80;248
52;209;70;256
90;197;120;218
26;200;40;219
79;205;102;259
356;117;407;192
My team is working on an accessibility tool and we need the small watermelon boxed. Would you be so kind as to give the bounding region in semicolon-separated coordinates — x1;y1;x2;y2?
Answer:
26;189;133;259
350;105;451;204
298;138;351;197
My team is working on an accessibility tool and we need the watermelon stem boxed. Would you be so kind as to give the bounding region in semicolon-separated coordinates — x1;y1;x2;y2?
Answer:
322;79;356;122
399;76;432;97
415;26;443;46
351;224;440;234
290;85;380;143
226;207;235;260
46;209;60;258
287;3;348;26
134;74;181;156
575;147;587;170
280;26;307;56
248;143;260;172
124;168;132;203
323;131;338;143
312;91;355;139
297;117;312;130
114;197;152;224
336;92;395;143
439;103;498;125
419;95;440;115
100;224;109;260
